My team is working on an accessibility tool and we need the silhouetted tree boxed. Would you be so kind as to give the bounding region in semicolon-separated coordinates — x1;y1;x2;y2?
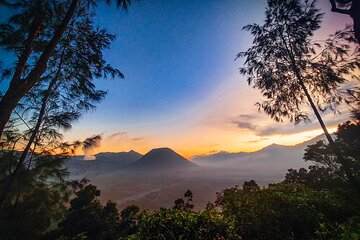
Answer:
329;0;360;43
15;5;122;164
243;180;260;192
284;120;360;192
173;189;194;211
238;0;360;190
119;204;140;236
0;0;132;137
0;1;122;207
45;184;122;240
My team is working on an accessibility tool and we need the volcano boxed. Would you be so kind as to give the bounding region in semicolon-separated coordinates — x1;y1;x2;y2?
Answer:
130;147;197;171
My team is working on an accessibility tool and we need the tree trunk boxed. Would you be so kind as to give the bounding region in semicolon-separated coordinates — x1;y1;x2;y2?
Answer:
330;0;360;44
18;78;58;163
279;27;360;192
0;65;62;211
0;0;80;138
296;74;360;192
351;0;360;44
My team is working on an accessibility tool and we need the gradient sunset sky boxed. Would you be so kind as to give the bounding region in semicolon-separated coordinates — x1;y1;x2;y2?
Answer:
0;0;354;158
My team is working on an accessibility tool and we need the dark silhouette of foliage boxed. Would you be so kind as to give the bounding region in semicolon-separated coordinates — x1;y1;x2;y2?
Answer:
217;180;356;240
0;148;89;240
284;120;360;192
0;0;121;212
44;184;122;240
242;180;260;192
329;0;360;43
0;0;132;138
237;0;360;191
119;204;140;236
173;189;194;211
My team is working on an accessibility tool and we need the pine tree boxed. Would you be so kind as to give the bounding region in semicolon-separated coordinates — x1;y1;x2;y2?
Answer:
237;0;360;191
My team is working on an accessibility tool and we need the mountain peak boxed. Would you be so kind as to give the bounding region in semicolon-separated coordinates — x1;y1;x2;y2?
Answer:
130;147;197;171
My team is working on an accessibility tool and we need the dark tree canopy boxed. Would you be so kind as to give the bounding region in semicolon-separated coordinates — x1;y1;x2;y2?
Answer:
284;120;360;191
0;0;132;138
329;0;360;43
238;0;358;123
238;0;360;191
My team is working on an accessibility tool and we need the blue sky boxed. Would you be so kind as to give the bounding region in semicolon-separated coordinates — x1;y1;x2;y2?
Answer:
87;0;264;126
0;0;353;157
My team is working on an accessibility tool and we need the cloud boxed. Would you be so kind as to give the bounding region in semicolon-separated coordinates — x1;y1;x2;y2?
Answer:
209;150;219;154
108;131;127;139
231;114;260;130
232;121;257;130
229;111;351;138
257;114;350;136
132;137;144;141
246;137;270;143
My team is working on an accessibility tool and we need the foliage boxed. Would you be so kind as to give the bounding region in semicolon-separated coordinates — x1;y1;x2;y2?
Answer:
173;189;194;211
237;0;359;123
130;206;229;240
44;184;122;240
0;150;87;240
0;0;132;136
284;120;360;192
317;217;360;240
216;181;354;240
119;204;140;237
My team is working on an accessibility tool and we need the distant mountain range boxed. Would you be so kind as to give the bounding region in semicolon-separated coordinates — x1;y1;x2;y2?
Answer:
65;134;328;210
67;147;197;177
67;133;326;178
66;150;142;177
191;133;327;175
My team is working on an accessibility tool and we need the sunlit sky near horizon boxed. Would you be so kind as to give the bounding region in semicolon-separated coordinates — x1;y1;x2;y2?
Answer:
0;0;354;158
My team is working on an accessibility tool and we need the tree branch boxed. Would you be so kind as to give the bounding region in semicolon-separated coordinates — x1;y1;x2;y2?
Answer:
329;0;351;14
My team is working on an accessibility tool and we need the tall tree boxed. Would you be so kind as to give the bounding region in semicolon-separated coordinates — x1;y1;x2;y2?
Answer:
329;0;360;44
0;4;121;208
0;0;132;138
237;0;360;190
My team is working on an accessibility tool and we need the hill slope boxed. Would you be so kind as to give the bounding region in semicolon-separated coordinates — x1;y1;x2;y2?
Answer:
66;150;142;177
192;134;327;175
130;147;197;171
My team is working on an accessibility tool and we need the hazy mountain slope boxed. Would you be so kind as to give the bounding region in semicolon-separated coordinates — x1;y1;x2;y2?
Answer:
65;135;329;210
192;134;327;175
130;147;197;171
66;150;142;178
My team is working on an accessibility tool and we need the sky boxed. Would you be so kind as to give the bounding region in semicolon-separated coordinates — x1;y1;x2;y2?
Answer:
0;0;354;158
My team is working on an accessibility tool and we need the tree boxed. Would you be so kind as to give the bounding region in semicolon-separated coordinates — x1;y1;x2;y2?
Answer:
173;189;194;211
237;0;360;190
329;0;360;43
301;121;359;185
44;184;122;240
0;144;89;239
0;0;132;137
0;1;121;206
15;4;122;164
134;207;228;240
119;204;140;236
217;181;355;240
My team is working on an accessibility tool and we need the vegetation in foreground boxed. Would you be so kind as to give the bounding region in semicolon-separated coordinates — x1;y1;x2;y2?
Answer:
0;0;359;239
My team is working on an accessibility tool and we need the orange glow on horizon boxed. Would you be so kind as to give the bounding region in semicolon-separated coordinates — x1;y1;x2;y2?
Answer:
78;125;339;159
